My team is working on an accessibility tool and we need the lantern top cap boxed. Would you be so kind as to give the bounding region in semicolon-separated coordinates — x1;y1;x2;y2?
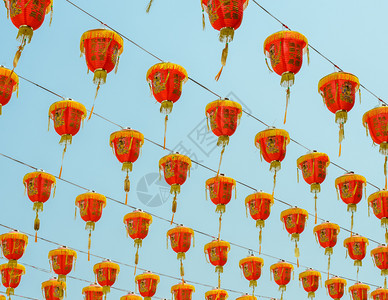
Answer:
255;128;290;148
171;282;195;293
280;207;309;220
318;72;359;93
343;235;369;247
0;65;19;88
335;173;366;187
245;191;274;205
109;129;144;146
371;288;388;296
239;256;264;268
93;260;120;274
297;151;330;168
368;189;388;203
313;222;340;234
325;277;347;287
48;247;77;260
41;278;66;289
264;30;308;54
82;284;103;293
205;99;243;115
49;100;87;119
0;231;28;244
298;269;321;280
23;171;56;186
75;192;107;207
206;175;236;187
135;272;160;283
146;62;188;83
371;244;388;256
362;105;388;126
349;282;370;292
270;261;294;271
159;153;192;169
204;239;230;252
80;29;124;55
0;263;25;273
123;210;153;224
167;226;194;237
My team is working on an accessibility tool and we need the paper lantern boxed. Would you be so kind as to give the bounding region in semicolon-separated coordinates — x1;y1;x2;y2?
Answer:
270;261;294;300
368;190;388;243
82;283;104;300
299;269;321;299
0;66;19;115
326;277;347;300
48;246;77;282
135;271;160;300
42;278;66;300
235;295;256;300
0;263;25;297
344;235;369;275
239;255;264;294
205;288;228;300
171;282;195;300
349;282;370;300
93;260;120;295
371;245;388;288
120;292;142;300
371;287;388;300
0;231;28;267
204;239;230;288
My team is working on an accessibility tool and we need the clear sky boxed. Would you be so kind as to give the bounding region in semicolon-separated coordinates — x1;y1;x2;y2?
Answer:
0;0;387;299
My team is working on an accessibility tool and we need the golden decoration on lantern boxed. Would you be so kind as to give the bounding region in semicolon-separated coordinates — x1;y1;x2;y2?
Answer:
371;245;388;289
239;255;264;296
205;288;228;300
325;277;347;300
270;260;294;300
171;281;195;300
204;239;230;289
343;235;369;280
368;190;388;243
299;269;321;299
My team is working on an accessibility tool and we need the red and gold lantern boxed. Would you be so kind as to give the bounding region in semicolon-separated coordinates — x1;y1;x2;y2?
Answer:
159;153;191;222
0;66;19;115
239;255;264;294
171;282;195;300
205;288;228;300
42;278;66;300
82;284;104;300
325;277;347;300
93;260;120;296
297;151;330;223
245;191;274;254
75;191;106;260
204;239;230;288
344;235;369;274
23;170;56;241
135;271;160;300
48;246;77;282
0;231;28;267
120;292;142;300
270;261;294;300
48;99;87;177
371;288;388;300
110;128;144;204
254;127;290;194
280;207;308;266
349;283;370;300
299;269;321;299
146;62;188;148
0;263;25;297
80;29;124;117
318;72;360;155
371;245;388;288
335;172;366;233
235;295;256;300
123;210;152;274
167;225;194;278
368;190;388;243
264;31;309;123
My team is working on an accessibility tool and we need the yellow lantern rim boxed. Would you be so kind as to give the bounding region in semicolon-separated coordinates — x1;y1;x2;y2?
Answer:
318;72;359;94
48;248;77;260
254;128;290;146
343;235;369;247
371;245;388;256
205;289;229;299
93;261;120;274
171;283;195;293
236;296;257;300
0;67;19;92
159;154;192;169
41;279;66;290
299;270;321;280
167;226;194;237
368;190;388;204
4;0;52;14
23;171;56;186
49;100;87;119
205;99;243;116
109;129;144;147
82;285;103;294
135;273;160;283
362;106;388;127
204;240;230;253
313;222;340;234
0;263;25;273
244;192;274;206
280;207;309;220
146;62;188;83
80;29;124;55
0;232;28;244
120;294;143;300
123;211;153;224
296;152;330;169
239;256;264;268
325;277;347;287
205;175;236;188
371;289;388;297
201;0;249;11
270;262;294;271
75;192;107;207
349;283;370;292
264;30;308;54
335;174;366;187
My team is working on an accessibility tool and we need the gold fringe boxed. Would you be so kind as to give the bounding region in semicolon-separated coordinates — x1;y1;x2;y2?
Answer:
164;114;168;149
283;87;290;124
219;27;234;43
202;10;205;30
146;0;153;13
217;145;226;176
280;72;295;88
314;192;318;224
265;58;273;72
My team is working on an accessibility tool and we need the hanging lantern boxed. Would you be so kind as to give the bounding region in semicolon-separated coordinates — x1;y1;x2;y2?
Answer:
93;260;120;296
318;72;360;155
270;261;294;300
42;278;66;300
82;284;104;300
110;128;144;204
171;282;195;300
135;271;160;300
371;245;388;288
299;269;321;299
120;292;142;300
80;29;124;118
371;287;388;300
335;172;366;233
159;153;191;223
23;170;56;241
349;283;370;300
239;255;264;295
205;288;228;300
254;127;290;195
263;30;309;123
48;99;87;178
123;210;152;274
368;190;388;243
280;207;308;267
48;246;77;282
0;231;28;267
325;277;347;300
167;225;194;279
205;174;236;238
343;235;369;276
297;151;330;223
204;239;230;288
0;263;25;298
205;98;242;172
245;191;274;254
75;191;106;261
313;222;340;278
202;0;248;80
146;62;188;148
4;0;53;69
235;295;256;300
0;66;19;115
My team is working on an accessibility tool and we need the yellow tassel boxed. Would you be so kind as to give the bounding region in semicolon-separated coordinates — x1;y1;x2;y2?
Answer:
164;115;168;149
385;156;387;190
339;123;344;157
215;66;223;81
180;257;184;278
74;207;77;220
272;170;277;197
114;56;120;74
351;211;354;235
202;10;205;30
297;168;299;183
217;145;226;176
59;143;67;179
265;58;273;72
385;277;387;289
146;0;153;13
307;46;310;65
259;226;263;254
314;192;318;224
218;213;222;240
134;244;139;275
284;87;290;124
327;254;331;281
359;89;361;104
88;231;91;261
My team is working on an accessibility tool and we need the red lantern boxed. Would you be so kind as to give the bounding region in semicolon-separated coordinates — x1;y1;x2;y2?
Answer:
371;245;388;288
239;255;264;294
120;293;142;300
41;278;66;300
110;128;144;204
204;239;230;288
205;174;236;238
368;190;388;243
299;269;321;299
75;191;106;260
4;0;53;69
0;231;28;267
263;31;309;123
349;283;370;300
344;235;369;274
254;127;290;195
297;151;330;223
82;284;104;300
0;66;19;115
48;246;77;282
48;99;87;178
159;153;191;222
335;172;366;233
123;210;152;274
0;263;25;297
146;62;188;148
171;282;195;300
318;72;360;155
205;99;242;171
205;288;228;300
280;207;308;266
167;225;194;278
270;261;294;300
135;271;160;300
80;29;124;117
93;260;120;296
325;277;347;300
23;170;56;241
371;288;388;300
245;191;274;254
313;222;340;277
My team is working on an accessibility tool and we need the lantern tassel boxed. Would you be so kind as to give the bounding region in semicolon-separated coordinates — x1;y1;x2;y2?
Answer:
265;58;273;72
385;228;388;244
124;172;130;205
164;115;168;149
215;42;228;81
295;240;300;268
134;244;139;275
339;123;344;157
283;87;290;124
180;257;184;278
272;169;277;196
280;290;284;300
385;155;388;190
259;226;263;254
314;192;318;224
88;230;91;261
59;142;67;179
217;145;226;176
359;89;361;104
202;9;205;30
327;254;331;280
385;277;387;289
218;212;223;240
171;195;177;224
34;210;40;243
146;0;153;13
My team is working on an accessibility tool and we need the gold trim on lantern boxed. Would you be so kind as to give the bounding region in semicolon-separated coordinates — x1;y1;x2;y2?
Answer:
244;192;274;206
201;0;248;11
270;262;294;271
368;190;388;204
171;282;195;293
135;273;160;283
313;222;340;234
159;153;192;169
49;100;87;119
75;192;107;207
93;261;120;274
123;211;153;224
109;129;144;147
299;269;321;280
371;288;388;297
334;174;366;187
255;128;290;146
167;226;194;237
363;106;388;128
120;294;143;300
205;99;243;117
0;263;25;274
280;207;308;220
325;277;347;287
318;72;360;94
296;152;330;169
204;240;230;253
371;245;388;256
0;67;19;93
239;256;264;268
48;248;77;260
264;31;308;55
343;235;369;247
146;62;188;83
82;285;103;294
235;296;257;300
23;171;56;186
0;232;28;245
206;175;236;188
349;283;370;293
41;279;66;290
205;289;229;299
5;0;53;14
80;29;124;55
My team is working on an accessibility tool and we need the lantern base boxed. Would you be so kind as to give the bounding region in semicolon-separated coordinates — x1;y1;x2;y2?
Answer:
215;265;224;273
354;260;362;267
382;269;388;276
310;183;321;194
256;219;265;228
280;72;295;88
270;160;281;173
217;135;229;147
58;274;66;282
249;280;257;288
93;69;107;85
33;202;44;212
59;134;72;145
16;25;33;43
170;184;181;195
325;247;333;256
144;298;151;300
278;285;287;292
347;204;357;213
134;238;143;248
380;142;388;156
160;100;173;114
7;260;17;268
216;204;226;214
335;110;348;125
177;252;186;260
122;162;133;172
308;291;315;299
102;286;110;294
291;233;300;242
85;221;95;231
219;27;234;43
6;287;14;296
